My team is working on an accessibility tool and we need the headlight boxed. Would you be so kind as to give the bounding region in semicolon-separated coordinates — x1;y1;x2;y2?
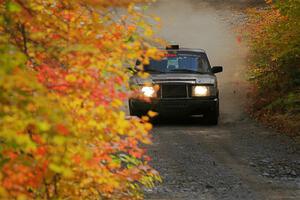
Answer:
192;85;210;97
141;86;156;98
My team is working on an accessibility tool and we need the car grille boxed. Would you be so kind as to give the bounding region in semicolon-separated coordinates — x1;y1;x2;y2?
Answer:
161;84;188;98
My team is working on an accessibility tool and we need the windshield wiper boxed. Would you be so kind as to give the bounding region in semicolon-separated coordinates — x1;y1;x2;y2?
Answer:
169;69;205;74
145;69;165;73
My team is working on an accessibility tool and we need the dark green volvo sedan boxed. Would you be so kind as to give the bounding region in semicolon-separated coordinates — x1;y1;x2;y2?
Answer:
129;45;223;125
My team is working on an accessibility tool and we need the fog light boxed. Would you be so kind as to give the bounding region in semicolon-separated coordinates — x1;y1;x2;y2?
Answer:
193;86;209;97
141;86;156;98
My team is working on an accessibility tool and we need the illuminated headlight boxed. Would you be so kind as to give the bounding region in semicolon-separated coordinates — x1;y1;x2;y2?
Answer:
192;86;210;97
141;86;156;98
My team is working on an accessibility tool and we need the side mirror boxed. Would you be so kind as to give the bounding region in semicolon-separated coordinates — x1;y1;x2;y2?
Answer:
211;66;223;74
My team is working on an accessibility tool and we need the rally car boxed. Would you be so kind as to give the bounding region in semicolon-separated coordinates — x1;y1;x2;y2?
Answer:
129;45;223;125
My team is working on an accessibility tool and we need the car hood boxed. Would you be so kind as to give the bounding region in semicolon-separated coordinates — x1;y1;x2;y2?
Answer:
130;73;217;85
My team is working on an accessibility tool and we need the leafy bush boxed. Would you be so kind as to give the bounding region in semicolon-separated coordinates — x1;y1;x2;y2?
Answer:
244;0;300;134
0;0;161;199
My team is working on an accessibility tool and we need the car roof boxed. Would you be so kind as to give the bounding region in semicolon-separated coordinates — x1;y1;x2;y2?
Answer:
158;47;206;54
175;48;206;53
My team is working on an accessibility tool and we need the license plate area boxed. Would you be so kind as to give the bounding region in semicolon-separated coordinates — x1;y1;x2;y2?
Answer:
160;100;187;108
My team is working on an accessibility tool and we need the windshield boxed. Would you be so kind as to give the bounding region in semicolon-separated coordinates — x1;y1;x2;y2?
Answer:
143;54;211;74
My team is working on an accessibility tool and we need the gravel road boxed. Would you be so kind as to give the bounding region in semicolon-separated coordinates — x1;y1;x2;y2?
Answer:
141;0;300;199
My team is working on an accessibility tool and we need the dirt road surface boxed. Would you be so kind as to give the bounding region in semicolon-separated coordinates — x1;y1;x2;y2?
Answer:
141;0;300;199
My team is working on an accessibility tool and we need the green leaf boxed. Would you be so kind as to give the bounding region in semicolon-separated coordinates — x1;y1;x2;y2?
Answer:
53;136;66;145
38;121;51;132
6;2;21;13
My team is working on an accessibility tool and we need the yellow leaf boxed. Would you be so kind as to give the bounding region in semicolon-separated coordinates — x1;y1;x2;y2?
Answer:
142;116;149;121
148;110;158;118
38;121;50;131
65;74;77;82
111;99;123;108
144;123;152;131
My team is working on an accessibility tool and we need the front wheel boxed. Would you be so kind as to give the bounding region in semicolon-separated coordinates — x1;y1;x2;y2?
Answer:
129;106;142;117
129;100;146;117
205;111;219;125
204;103;219;125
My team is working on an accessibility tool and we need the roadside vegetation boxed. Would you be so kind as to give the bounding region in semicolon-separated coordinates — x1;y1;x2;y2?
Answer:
244;0;300;137
0;0;161;199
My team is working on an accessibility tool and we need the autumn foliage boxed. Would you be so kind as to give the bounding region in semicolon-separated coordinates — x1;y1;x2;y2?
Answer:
243;0;300;135
0;0;162;199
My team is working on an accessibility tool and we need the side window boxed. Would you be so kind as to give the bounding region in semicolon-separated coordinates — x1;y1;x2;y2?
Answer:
198;54;211;72
201;58;209;71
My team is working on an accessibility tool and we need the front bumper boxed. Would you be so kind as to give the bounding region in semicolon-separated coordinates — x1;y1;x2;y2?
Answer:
129;97;218;116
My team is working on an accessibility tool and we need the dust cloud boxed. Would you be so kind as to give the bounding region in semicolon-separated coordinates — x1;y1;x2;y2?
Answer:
148;0;249;122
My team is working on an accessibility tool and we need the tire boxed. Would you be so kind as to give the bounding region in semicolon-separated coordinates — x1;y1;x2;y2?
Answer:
129;105;142;117
205;111;219;125
205;103;219;125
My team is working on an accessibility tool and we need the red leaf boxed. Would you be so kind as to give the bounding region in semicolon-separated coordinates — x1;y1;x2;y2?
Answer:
56;124;70;136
